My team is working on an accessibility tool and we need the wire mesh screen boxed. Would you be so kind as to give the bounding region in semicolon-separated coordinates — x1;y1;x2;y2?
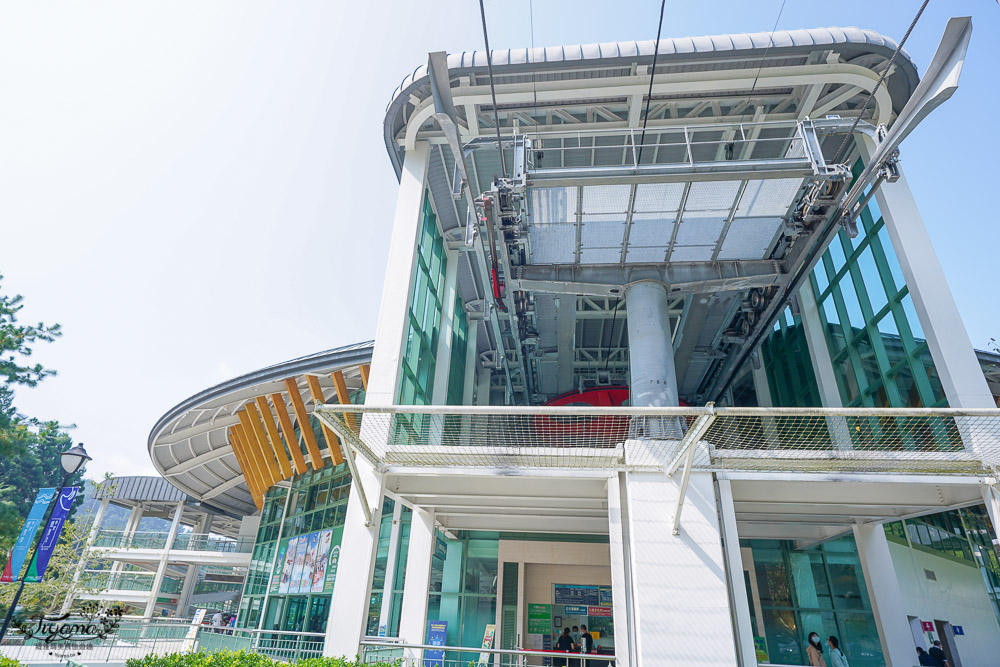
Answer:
314;406;1000;475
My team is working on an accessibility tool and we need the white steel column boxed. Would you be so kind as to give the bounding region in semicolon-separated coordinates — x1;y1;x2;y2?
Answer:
717;479;756;667
981;484;1000;546
365;142;431;406
398;507;436;659
625;281;679;408
852;521;914;667
797;285;844;408
144;501;184;618
798;285;853;449
462;320;479;406
606;473;632;667
325;142;427;657
859;137;994;409
751;362;772;407
61;497;110;613
377;502;404;635
625;470;737;666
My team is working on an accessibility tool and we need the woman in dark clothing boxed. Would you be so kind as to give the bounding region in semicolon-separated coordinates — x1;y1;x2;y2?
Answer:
555;627;575;667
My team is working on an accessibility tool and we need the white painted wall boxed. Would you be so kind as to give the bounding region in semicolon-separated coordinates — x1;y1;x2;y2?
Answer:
888;541;1000;665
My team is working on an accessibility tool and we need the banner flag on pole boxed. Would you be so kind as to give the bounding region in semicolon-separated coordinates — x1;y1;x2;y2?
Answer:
24;487;80;583
1;488;56;583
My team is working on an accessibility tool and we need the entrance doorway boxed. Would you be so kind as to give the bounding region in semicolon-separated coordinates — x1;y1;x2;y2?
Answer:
497;540;615;661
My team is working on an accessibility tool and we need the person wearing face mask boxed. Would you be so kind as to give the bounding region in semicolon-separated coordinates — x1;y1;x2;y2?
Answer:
827;636;849;667
806;632;827;666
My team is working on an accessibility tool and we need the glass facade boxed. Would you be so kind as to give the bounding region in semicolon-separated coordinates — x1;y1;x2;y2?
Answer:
399;193;447;406
427;531;499;650
744;537;883;667
237;464;352;632
884;507;1000;626
810;164;945;408
761;305;822;407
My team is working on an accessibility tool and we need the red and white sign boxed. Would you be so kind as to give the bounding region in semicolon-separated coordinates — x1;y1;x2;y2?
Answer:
587;606;612;617
921;621;935;632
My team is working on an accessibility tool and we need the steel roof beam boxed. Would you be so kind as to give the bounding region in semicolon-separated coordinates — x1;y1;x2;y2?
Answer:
510;260;782;298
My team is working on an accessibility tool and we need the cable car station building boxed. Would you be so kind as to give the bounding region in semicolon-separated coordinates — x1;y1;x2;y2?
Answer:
150;19;1000;667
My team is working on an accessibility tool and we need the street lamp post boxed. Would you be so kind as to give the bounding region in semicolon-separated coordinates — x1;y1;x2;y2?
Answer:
0;443;91;644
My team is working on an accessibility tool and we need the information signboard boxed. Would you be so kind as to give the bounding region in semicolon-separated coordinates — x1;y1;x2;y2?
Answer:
425;621;447;667
553;584;600;606
527;604;551;634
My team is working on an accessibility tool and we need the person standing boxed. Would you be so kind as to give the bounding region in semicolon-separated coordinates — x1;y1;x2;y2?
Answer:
555;627;574;667
827;636;849;667
579;624;595;654
917;647;936;666
806;632;826;667
928;640;949;667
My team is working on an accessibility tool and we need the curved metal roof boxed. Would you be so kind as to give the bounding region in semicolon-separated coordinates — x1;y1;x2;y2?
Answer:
148;341;374;516
383;26;919;176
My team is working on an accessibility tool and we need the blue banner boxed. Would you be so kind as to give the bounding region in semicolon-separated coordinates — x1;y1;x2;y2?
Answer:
425;620;447;667
1;488;55;583
25;487;79;583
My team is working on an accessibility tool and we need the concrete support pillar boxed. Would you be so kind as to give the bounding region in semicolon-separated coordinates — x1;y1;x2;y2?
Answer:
62;497;110;613
717;479;756;667
625;281;679;408
144;501;184;618
859;136;994;409
365;142;431;407
377;502;404;636
853;521;914;667
606;473;633;667
323;459;385;657
398;507;436;660
624;471;736;665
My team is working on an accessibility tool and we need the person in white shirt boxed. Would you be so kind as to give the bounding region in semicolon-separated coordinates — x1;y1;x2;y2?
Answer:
827;636;849;667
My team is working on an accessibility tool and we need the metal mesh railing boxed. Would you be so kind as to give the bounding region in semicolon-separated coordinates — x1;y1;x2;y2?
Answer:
314;405;1000;475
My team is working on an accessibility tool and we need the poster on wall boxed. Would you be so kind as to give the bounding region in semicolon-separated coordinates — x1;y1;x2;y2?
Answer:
476;624;496;666
297;532;318;593
312;529;333;593
271;539;289;593
279;536;299;594
425;620;447;667
753;637;769;663
289;535;307;594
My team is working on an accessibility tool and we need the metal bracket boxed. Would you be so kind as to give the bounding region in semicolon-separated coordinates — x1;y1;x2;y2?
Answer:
667;403;717;535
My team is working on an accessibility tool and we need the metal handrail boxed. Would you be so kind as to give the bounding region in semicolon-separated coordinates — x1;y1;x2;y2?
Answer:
360;640;616;665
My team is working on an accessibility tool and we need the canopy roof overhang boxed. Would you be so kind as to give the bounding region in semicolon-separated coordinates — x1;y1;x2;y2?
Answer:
148;341;373;516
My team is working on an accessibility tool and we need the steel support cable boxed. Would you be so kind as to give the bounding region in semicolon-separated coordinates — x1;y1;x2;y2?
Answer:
737;0;788;127
478;0;507;177
635;0;668;166
712;0;932;403
830;0;930;164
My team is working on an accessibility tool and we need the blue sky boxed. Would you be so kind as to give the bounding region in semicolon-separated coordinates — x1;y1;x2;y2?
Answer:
0;1;996;478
